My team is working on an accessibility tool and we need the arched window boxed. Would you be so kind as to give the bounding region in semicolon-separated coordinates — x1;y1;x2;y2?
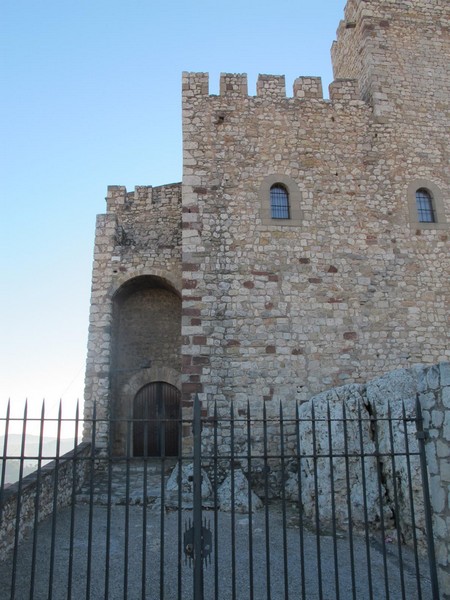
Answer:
416;188;435;223
259;174;302;226
270;184;290;219
407;180;446;230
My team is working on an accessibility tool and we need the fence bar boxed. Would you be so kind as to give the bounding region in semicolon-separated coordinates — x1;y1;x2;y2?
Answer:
0;401;10;533
160;399;166;600
279;403;289;600
311;403;323;600
263;402;272;600
29;401;45;599
86;402;96;600
124;406;131;599
246;400;254;600
67;402;80;600
11;401;28;599
357;401;373;600
48;402;63;600
177;409;183;600
192;394;204;599
387;401;406;599
230;401;237;600
213;401;219;600
342;403;356;600
372;404;391;600
416;396;440;599
142;400;148;600
402;401;422;599
104;407;113;600
327;401;340;600
295;402;306;600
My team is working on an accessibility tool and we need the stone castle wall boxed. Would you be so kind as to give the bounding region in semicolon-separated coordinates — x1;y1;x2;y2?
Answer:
181;0;449;416
84;184;182;444
83;0;449;436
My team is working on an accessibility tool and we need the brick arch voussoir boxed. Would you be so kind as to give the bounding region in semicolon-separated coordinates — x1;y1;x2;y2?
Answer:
111;268;182;299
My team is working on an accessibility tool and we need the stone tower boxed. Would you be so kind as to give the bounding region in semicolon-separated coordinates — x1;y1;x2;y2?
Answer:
83;184;183;450
84;0;449;450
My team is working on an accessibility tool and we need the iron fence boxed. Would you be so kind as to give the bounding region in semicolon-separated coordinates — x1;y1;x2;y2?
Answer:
0;396;439;599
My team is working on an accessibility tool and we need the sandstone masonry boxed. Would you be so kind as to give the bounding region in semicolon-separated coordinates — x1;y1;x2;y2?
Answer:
84;184;182;445
181;0;449;418
84;0;449;446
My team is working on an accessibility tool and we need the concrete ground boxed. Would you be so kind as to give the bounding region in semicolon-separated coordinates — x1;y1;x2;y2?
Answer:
0;501;433;600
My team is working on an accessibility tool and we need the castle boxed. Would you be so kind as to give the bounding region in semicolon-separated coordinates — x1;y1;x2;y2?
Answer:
83;0;449;454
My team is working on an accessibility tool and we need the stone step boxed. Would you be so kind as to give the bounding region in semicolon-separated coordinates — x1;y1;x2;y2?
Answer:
76;458;177;505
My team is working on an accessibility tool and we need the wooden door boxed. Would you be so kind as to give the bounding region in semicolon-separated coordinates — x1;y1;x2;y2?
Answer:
133;382;180;457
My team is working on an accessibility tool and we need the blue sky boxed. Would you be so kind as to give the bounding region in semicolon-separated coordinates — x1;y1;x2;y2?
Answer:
0;0;345;419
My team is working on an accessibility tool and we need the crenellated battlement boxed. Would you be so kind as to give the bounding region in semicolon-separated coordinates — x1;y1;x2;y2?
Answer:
256;74;285;99
328;79;360;101
293;77;323;100
106;183;181;213
220;73;248;97
182;71;362;104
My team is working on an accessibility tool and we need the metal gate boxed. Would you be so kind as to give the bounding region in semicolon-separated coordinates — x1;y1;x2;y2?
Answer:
0;395;440;599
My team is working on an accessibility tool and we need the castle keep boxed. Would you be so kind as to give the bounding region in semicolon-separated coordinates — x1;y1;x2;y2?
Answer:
84;0;449;452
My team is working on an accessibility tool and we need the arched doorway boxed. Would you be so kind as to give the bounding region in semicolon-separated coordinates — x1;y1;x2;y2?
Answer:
109;275;182;456
133;382;180;457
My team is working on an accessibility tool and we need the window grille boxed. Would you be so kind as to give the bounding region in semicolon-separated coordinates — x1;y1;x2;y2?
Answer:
416;188;435;223
270;184;290;219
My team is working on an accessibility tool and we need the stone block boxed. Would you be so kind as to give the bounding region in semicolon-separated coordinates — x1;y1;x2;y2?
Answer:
440;363;450;387
427;365;441;390
217;470;263;513
440;461;450;482
430;476;446;513
443;387;450;409
444;413;450;440
425;441;439;475
419;392;436;410
437;440;450;459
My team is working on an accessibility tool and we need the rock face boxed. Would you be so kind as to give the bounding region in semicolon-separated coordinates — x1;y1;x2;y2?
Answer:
166;464;263;513
166;463;212;507
366;368;423;542
217;470;263;513
289;364;449;547
292;384;384;527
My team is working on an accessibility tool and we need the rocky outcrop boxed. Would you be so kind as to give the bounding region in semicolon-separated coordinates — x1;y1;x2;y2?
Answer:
166;463;212;508
217;470;263;513
287;363;449;548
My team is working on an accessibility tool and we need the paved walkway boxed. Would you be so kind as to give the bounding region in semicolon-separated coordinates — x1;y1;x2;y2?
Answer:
0;503;433;599
0;461;434;599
